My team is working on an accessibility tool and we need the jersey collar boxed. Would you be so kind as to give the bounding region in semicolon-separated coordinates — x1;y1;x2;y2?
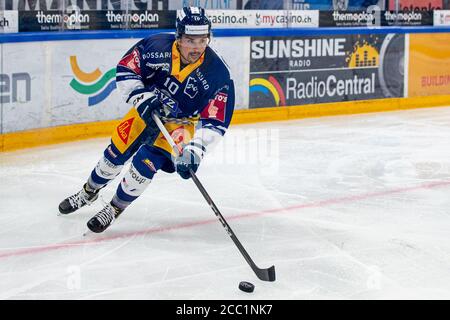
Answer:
171;41;205;82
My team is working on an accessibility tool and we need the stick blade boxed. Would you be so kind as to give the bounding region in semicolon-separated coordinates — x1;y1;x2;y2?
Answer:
256;265;276;282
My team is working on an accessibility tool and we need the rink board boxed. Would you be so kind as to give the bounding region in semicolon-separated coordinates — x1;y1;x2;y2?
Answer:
2;94;450;152
1;29;450;151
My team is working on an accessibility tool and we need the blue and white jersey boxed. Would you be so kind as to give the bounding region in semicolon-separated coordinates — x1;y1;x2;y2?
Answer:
116;33;235;137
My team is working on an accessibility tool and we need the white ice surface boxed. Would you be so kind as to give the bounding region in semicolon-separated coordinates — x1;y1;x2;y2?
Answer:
1;107;450;300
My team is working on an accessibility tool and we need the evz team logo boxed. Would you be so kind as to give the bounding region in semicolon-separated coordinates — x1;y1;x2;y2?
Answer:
184;76;199;99
154;88;182;117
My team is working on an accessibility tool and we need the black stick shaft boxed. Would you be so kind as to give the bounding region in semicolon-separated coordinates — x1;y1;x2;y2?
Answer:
151;111;275;281
188;168;274;279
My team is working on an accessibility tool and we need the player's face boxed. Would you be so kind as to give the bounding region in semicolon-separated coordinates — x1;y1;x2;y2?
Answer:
177;34;209;64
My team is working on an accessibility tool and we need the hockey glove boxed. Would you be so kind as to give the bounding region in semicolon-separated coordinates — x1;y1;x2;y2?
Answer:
129;89;162;124
175;142;205;179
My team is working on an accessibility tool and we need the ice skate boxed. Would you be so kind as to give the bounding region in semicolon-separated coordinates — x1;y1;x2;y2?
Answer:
58;183;99;215
86;202;123;233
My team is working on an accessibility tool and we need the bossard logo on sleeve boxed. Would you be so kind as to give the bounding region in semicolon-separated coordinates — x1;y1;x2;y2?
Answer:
69;56;117;106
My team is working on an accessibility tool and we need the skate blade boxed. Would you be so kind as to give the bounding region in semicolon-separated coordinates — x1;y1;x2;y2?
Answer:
83;229;93;237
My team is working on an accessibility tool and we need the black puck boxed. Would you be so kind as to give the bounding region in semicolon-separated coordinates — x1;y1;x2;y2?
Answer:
238;281;255;293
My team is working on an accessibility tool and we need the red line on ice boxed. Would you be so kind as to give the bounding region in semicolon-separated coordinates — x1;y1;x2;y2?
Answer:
1;179;449;260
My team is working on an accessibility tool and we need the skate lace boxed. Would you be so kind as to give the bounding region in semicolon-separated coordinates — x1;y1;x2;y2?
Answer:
95;205;116;227
68;190;88;209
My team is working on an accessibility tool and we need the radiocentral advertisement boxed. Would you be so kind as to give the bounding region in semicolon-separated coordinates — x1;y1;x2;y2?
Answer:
249;34;405;108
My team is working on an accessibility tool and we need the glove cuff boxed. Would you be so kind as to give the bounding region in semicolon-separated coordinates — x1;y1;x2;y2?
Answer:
130;91;157;109
128;89;160;119
127;88;151;104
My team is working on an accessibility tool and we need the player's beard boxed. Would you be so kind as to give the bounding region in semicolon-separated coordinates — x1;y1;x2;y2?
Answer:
178;44;204;65
188;52;201;63
180;50;202;64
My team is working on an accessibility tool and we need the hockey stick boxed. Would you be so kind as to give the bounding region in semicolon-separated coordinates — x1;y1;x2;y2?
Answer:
151;111;276;282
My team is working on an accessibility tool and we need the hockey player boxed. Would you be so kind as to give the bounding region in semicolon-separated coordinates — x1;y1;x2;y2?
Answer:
58;7;235;233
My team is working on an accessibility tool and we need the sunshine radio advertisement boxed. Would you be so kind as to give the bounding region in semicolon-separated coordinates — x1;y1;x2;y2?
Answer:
408;33;450;97
249;34;405;108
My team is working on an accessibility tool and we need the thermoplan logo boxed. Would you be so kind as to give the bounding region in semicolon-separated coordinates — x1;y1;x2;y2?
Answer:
36;11;89;27
106;11;159;24
69;56;117;106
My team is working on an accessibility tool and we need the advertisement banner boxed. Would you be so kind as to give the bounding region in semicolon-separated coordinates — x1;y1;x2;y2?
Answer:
388;0;443;11
1;10;19;33
249;34;405;108
18;10;176;32
5;0;171;10
245;0;385;10
408;33;450;97
205;10;319;28
19;10;103;31
2;42;47;133
434;10;450;25
382;10;433;26
319;10;381;27
4;0;240;10
1;39;136;133
101;10;176;30
319;10;433;27
209;37;250;109
1;36;248;133
3;0;387;10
